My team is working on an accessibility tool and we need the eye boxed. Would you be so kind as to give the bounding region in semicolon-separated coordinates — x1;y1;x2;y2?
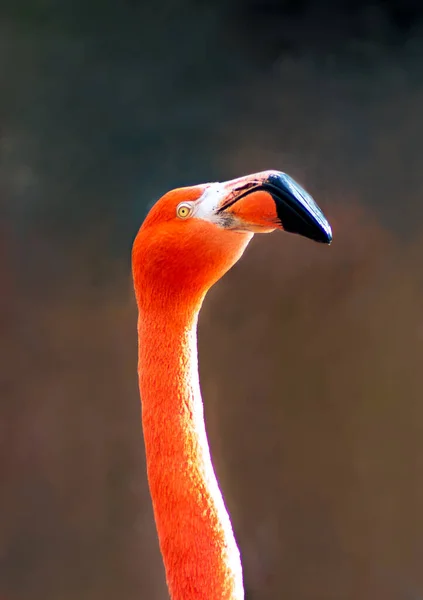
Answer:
176;202;194;220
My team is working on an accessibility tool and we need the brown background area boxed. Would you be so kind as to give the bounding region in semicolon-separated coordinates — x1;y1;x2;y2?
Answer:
1;1;423;598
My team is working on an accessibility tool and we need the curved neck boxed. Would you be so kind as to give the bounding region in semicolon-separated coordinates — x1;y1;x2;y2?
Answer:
137;302;244;600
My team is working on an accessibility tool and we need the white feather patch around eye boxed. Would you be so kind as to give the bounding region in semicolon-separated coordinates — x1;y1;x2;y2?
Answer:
193;182;227;222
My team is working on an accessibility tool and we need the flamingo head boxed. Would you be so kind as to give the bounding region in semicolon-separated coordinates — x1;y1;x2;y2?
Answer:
132;170;332;310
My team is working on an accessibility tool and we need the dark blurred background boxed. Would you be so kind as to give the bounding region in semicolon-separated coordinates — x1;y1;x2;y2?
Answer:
1;0;423;598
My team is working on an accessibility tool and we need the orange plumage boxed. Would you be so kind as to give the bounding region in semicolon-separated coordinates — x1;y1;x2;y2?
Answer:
132;171;331;599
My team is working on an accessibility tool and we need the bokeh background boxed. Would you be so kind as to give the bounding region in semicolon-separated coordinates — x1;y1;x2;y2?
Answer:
1;0;423;598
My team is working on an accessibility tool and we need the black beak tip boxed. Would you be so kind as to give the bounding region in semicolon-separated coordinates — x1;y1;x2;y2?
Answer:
316;222;333;244
267;172;333;245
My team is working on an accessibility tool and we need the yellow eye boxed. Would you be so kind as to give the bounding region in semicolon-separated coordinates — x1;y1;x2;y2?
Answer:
176;202;194;220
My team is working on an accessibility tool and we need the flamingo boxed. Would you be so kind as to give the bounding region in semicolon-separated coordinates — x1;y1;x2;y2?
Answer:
132;170;332;600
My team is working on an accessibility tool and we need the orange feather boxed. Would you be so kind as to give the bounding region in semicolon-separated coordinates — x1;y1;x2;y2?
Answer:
132;172;331;599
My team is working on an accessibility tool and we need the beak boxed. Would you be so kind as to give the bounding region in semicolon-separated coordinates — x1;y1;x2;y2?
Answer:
218;170;332;244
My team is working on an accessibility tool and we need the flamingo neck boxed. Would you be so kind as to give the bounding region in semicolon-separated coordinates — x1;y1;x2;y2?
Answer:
137;302;244;600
